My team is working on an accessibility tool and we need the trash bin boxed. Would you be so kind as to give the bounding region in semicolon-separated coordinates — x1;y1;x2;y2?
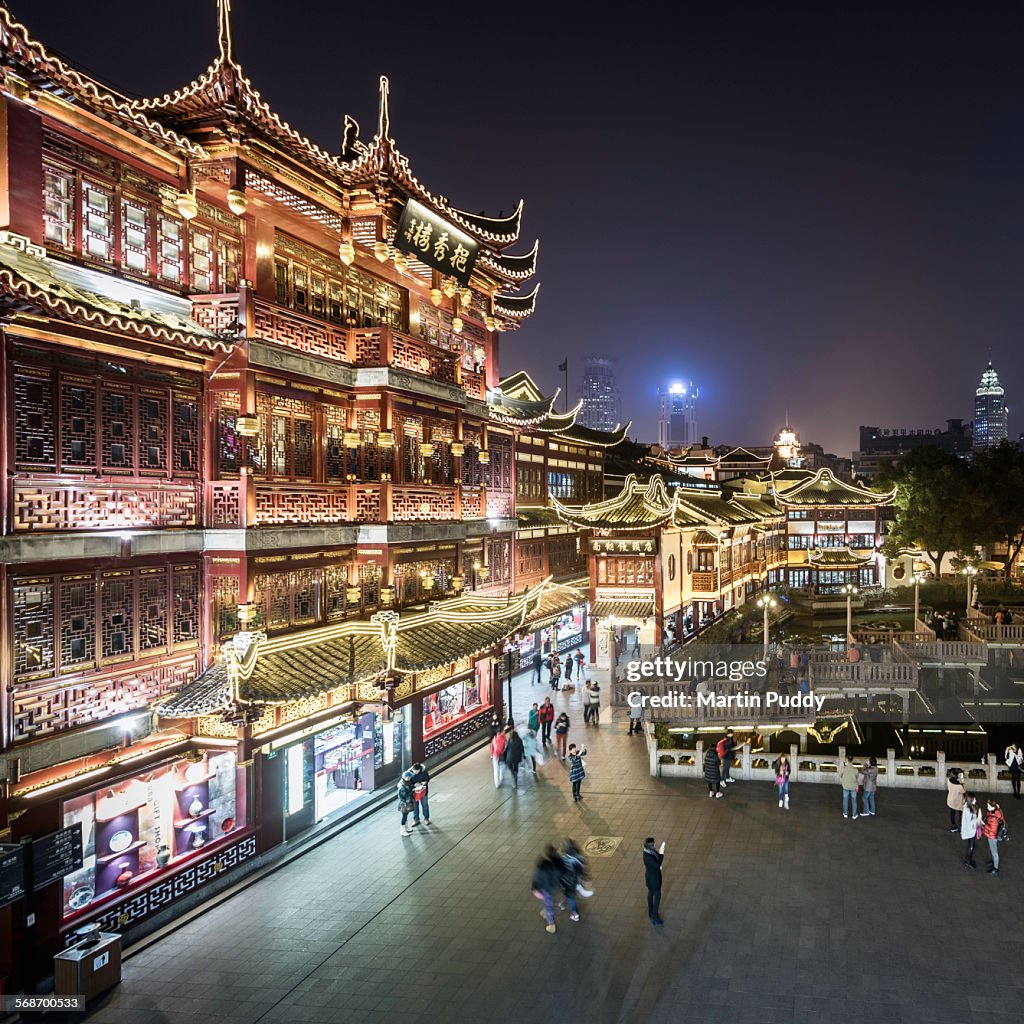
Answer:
53;931;121;1000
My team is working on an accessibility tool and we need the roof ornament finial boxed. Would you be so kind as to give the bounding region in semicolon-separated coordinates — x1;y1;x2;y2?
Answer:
377;75;391;140
341;114;361;160
217;0;235;64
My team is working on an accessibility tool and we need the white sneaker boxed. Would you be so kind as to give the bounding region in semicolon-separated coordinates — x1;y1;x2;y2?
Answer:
853;814;859;820
715;792;723;799
843;813;848;818
401;828;411;837
708;791;714;798
779;799;784;808
784;796;790;811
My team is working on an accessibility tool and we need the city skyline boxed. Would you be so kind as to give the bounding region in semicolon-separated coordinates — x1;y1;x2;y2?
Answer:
21;0;1024;456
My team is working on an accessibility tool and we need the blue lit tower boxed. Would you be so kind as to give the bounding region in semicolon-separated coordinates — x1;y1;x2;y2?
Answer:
657;381;698;448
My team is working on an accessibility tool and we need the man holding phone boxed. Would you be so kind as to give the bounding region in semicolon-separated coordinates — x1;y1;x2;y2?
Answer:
643;837;666;925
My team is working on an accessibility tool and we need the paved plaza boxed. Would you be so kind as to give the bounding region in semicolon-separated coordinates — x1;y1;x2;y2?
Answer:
85;669;1023;1024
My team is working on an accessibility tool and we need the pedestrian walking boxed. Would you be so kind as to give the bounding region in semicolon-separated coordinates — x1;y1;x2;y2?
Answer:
528;703;540;734
716;730;736;784
557;850;582;923
643;837;665;925
628;700;643;735
773;753;791;810
704;744;723;797
983;798;1007;876
397;769;415;838
410;761;431;827
586;680;601;725
562;839;593;898
859;756;878;816
631;629;641;657
532;845;564;934
546;653;555;690
565;653;574;683
552;658;562;692
840;757;860;819
490;727;507;788
539;697;555;745
582;681;594;723
522;727;543;775
947;767;966;832
532;649;543;686
567;744;587;801
1005;742;1023;799
961;793;981;870
505;726;525;789
575;649;586;678
555;711;570;759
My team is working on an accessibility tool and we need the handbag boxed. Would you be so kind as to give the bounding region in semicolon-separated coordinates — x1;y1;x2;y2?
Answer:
975;821;984;839
997;820;1010;843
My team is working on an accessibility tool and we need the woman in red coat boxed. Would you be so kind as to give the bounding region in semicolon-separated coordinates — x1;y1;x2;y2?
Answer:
983;799;1007;876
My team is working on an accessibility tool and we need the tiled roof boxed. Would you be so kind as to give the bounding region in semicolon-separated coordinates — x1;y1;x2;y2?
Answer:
488;370;559;426
0;234;231;353
808;547;873;567
553;475;675;529
551;421;631;447
591;599;655;620
158;581;555;714
772;468;895;507
516;506;562;528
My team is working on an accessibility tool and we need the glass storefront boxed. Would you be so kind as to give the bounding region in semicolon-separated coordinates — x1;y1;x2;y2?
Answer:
60;750;246;921
509;604;589;671
282;710;405;835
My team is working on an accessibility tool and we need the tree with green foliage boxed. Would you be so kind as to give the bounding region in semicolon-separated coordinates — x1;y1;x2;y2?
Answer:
973;442;1024;578
877;446;989;577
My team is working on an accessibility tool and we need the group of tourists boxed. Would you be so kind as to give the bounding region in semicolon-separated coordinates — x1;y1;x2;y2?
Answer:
396;762;432;838
946;767;1009;875
702;730;737;798
530;839;593;933
531;648;587;691
929;610;960;641
838;755;879;818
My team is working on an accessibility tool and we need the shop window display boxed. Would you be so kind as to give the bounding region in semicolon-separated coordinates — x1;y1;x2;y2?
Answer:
60;751;246;920
422;676;489;739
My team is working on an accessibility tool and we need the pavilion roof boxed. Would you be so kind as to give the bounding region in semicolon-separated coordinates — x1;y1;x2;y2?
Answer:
0;232;231;354
718;446;773;466
493;284;540;321
553;474;675;530
771;468;895;507
807;547;873;567
488;371;560;426
158;580;554;714
478;240;539;282
0;8;204;160
550;421;632;448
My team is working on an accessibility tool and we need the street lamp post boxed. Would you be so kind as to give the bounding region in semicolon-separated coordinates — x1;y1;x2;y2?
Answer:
912;571;928;631
502;641;515;727
756;593;777;662
841;583;858;645
962;566;978;618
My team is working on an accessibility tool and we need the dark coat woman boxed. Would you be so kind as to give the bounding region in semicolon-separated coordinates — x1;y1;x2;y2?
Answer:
704;745;723;798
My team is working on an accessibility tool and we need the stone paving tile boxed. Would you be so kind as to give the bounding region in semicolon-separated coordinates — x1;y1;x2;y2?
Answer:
83;664;1024;1024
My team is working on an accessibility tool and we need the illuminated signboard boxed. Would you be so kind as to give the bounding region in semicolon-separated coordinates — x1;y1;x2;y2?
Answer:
394;199;480;286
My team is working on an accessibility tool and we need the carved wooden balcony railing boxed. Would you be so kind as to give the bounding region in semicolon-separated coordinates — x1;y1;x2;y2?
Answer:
391;485;459;522
691;572;718;593
253;483;381;527
11;475;201;532
190;293;243;336
252;298;351;363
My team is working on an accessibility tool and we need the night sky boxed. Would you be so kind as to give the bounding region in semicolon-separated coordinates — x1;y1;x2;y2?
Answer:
21;1;1024;455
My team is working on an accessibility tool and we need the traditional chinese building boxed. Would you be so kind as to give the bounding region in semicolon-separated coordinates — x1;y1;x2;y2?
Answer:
0;1;561;975
552;474;787;665
742;468;896;593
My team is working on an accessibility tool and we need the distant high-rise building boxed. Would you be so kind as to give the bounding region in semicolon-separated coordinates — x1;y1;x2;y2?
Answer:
973;362;1008;451
657;382;698;449
576;357;622;432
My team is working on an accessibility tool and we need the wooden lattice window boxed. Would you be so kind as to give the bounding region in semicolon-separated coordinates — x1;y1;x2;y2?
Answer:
486;538;511;585
324;565;349;621
100;571;135;660
158;214;186;285
256;394;315;481
139;390;168;473
255;569;322;631
82;177;115;263
13;369;56;470
359;563;382;608
189;225;215;293
138;568;168;652
400;415;423;484
120;194;151;275
60;575;95;668
43;164;75;250
212;574;240;643
173;396;199;473
60;378;97;469
12;579;55;678
173;565;200;643
100;387;135;474
213;391;243;477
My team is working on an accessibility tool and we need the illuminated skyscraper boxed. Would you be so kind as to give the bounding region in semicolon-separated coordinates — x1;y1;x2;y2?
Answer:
658;381;698;448
576;356;622;432
973;362;1008;451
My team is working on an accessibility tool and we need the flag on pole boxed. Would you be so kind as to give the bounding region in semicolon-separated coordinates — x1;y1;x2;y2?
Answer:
558;359;567;372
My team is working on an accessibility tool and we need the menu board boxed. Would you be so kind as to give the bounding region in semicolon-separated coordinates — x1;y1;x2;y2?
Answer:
0;845;26;908
31;823;83;892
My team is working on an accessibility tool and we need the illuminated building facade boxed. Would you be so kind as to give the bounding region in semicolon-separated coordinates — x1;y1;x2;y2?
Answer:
0;1;571;973
973;362;1008;451
576;356;622;432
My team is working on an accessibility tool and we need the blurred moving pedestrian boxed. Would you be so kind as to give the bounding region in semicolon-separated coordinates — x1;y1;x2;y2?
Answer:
704;744;723;798
565;653;574;683
505;726;525;789
532;845;563;934
522;726;543;775
628;700;643;736
490;727;507;789
567;744;587;801
585;680;601;725
947;767;966;832
716;730;736;784
562;839;593;898
643;837;666;925
581;682;593;724
528;702;540;734
860;756;879;817
555;711;571;759
961;793;980;870
532;649;543;686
